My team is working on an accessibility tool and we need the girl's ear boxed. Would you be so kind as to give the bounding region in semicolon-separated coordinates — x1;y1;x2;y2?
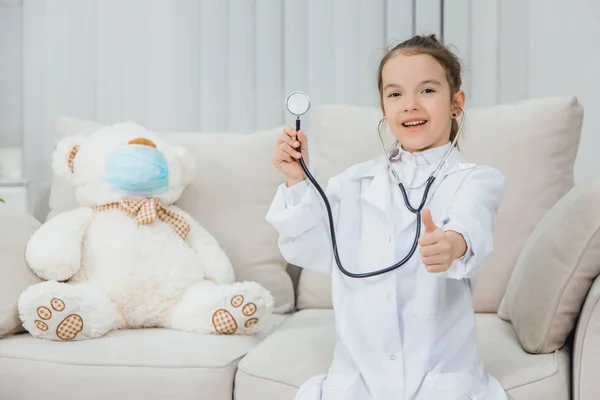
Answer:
52;135;87;181
453;90;466;111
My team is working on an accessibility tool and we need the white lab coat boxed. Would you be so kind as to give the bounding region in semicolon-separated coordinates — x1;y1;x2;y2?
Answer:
265;142;508;400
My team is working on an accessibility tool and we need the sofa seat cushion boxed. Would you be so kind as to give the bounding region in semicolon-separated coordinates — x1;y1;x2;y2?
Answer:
234;310;570;400
475;314;570;399
235;309;335;399
0;319;285;400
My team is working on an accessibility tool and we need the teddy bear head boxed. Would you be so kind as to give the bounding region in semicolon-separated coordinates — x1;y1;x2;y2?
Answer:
53;122;195;207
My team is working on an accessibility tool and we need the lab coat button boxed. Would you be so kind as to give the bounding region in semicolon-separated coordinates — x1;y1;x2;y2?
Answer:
386;294;391;300
390;354;396;361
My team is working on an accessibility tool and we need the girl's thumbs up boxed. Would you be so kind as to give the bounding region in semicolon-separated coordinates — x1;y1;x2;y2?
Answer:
421;208;438;233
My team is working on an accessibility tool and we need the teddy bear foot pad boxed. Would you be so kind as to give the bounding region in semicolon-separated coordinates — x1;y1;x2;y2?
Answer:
212;294;259;335
18;280;124;341
34;298;84;340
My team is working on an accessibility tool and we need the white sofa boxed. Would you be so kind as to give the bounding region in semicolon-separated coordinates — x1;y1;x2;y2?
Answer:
1;96;599;400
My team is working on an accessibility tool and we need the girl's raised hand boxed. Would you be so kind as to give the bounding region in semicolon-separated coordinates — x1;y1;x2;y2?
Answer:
272;126;309;187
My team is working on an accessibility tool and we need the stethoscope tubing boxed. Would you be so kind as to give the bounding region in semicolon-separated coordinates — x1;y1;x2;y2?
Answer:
293;109;464;278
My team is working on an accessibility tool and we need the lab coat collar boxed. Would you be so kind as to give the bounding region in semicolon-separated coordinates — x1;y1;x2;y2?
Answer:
350;144;467;181
351;146;473;216
389;141;454;166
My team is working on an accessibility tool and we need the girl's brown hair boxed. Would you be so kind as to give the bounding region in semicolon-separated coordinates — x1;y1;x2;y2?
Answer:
377;34;463;145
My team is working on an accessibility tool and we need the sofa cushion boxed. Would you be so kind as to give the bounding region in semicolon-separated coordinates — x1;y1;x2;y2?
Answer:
234;309;335;399
297;96;583;313
234;310;570;400
476;314;571;400
0;315;287;400
0;205;42;338
498;172;600;354
46;117;295;314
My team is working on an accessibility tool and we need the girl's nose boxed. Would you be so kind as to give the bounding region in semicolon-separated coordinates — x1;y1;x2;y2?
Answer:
403;97;419;112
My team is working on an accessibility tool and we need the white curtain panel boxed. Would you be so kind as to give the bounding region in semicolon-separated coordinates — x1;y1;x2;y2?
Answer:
20;0;446;181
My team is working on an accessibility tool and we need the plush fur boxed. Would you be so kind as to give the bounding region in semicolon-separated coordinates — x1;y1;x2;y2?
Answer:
18;122;274;341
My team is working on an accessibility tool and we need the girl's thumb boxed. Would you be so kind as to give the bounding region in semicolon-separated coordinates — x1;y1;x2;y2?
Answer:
422;208;438;233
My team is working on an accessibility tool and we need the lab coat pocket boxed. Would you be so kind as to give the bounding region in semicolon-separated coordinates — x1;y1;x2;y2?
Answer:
420;372;480;400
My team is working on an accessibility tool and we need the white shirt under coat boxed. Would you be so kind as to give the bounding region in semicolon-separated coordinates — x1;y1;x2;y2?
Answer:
265;141;508;400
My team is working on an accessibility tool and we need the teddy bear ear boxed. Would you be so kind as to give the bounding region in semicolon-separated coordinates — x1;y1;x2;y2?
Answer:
52;135;86;181
175;146;196;185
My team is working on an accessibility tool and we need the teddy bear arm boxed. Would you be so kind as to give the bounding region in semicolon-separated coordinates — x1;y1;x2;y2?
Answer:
175;208;236;285
188;223;236;285
25;207;94;281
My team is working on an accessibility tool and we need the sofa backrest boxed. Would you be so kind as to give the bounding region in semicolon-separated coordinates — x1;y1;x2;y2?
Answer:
296;96;584;313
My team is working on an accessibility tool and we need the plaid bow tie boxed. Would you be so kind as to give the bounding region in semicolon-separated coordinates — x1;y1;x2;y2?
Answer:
93;198;190;240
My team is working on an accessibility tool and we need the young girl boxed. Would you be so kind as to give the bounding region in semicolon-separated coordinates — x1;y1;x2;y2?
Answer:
266;35;507;400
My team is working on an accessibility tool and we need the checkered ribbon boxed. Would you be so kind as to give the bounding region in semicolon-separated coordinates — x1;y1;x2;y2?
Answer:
93;198;190;240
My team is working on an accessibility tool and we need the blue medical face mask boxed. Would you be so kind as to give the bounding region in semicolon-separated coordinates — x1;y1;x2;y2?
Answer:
103;144;169;196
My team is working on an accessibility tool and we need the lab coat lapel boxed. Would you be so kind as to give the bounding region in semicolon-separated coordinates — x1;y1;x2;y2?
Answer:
358;157;392;219
354;158;394;278
353;152;478;232
357;152;478;234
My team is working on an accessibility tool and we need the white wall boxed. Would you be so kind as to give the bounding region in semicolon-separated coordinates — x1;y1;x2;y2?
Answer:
443;0;600;184
0;5;22;149
527;0;600;183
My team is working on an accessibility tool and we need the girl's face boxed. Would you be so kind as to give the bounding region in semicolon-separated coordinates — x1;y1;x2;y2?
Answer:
380;53;465;153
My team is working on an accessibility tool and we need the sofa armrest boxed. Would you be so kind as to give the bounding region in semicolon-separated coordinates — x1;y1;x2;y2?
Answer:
28;179;52;223
573;275;600;400
0;205;42;338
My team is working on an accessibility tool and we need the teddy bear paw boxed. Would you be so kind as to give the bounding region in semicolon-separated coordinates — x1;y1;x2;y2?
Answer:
33;298;84;341
212;295;261;335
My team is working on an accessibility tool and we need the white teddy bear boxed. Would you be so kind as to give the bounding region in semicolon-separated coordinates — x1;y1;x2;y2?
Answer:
18;122;274;341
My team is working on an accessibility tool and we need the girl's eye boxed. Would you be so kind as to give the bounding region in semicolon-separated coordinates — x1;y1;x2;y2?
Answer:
422;88;435;94
387;92;400;98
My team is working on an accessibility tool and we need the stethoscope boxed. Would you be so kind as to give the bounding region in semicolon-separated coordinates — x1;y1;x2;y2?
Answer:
285;91;465;278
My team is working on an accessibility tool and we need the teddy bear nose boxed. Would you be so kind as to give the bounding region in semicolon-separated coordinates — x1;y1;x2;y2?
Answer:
128;138;156;148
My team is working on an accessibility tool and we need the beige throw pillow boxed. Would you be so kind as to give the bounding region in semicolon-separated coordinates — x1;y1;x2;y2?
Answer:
498;173;600;353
